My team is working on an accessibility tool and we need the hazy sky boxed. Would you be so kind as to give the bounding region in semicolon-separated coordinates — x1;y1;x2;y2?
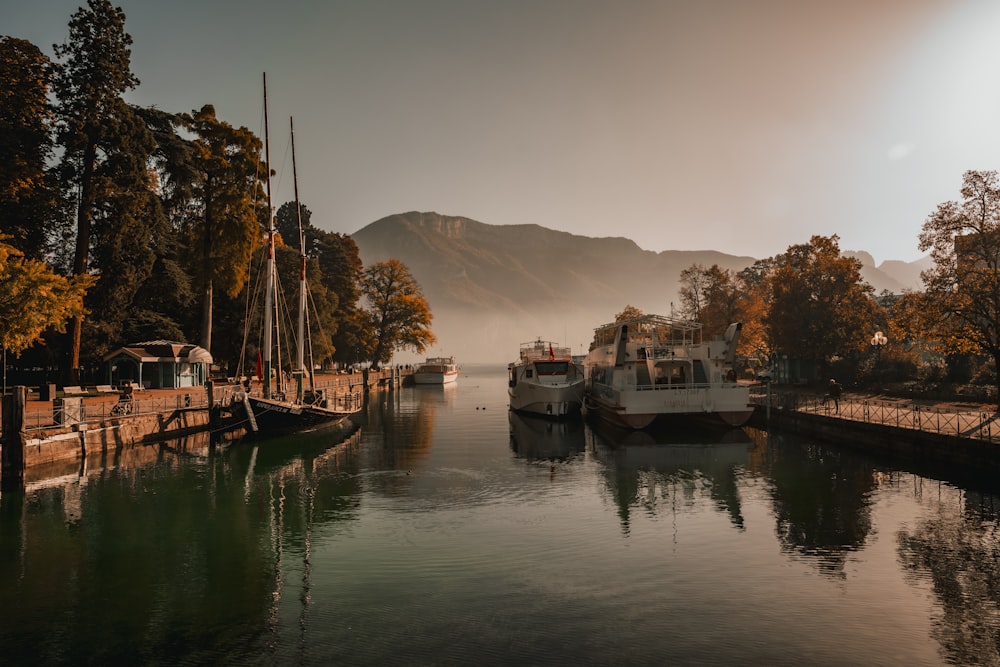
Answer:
6;0;1000;264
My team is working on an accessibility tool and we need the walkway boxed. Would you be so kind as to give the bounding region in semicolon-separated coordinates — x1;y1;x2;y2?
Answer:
751;390;1000;443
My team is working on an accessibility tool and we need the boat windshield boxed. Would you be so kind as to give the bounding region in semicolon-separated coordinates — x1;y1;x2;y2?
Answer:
534;361;569;375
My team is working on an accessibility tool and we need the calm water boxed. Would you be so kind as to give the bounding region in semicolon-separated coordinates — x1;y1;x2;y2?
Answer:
3;364;1000;666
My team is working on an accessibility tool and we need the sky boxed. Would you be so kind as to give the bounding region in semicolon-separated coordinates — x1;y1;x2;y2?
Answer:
6;0;1000;265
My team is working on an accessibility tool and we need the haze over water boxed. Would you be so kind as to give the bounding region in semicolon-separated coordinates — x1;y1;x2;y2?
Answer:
1;365;998;665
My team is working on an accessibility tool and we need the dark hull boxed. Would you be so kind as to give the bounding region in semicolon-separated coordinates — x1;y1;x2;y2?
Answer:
245;396;357;437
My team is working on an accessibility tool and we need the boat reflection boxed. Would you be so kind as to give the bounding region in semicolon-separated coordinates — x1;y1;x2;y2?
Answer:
508;410;585;462
588;418;751;535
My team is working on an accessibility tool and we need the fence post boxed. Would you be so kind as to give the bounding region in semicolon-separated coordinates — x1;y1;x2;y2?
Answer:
1;386;27;490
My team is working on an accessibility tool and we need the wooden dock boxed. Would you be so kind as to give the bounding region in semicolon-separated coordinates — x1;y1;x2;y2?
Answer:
0;368;412;490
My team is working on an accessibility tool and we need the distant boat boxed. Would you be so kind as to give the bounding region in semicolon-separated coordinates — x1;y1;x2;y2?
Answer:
240;75;361;436
507;339;584;418
413;356;459;385
583;314;752;430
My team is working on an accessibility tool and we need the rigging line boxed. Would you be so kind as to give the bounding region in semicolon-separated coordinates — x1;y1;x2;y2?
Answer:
305;284;331;364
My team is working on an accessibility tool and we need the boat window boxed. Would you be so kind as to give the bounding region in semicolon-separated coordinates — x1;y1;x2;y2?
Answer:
535;362;569;375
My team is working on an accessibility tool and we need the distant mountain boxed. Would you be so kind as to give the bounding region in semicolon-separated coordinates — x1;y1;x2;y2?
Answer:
351;212;929;363
844;251;930;295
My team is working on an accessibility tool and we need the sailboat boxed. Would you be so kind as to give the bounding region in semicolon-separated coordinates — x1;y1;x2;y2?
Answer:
240;74;362;436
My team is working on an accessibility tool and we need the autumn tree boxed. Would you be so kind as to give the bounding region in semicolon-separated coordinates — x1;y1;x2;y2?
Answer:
360;259;435;366
614;304;645;322
764;235;878;376
0;236;93;355
678;264;746;336
678;263;768;360
182;104;267;354
52;0;143;381
0;37;60;260
918;170;1000;402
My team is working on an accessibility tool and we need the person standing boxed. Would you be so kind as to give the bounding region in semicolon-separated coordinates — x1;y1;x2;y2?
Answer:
828;378;842;413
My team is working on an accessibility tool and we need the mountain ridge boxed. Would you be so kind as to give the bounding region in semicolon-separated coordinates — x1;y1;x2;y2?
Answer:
351;211;929;363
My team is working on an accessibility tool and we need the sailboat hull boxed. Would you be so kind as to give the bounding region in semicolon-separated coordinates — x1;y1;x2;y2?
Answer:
245;395;359;436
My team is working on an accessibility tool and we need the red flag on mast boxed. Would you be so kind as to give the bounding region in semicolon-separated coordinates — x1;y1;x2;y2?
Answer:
255;350;263;380
549;344;555;360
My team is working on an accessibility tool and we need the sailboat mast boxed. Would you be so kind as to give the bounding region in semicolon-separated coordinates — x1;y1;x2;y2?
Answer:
262;73;275;400
291;116;308;401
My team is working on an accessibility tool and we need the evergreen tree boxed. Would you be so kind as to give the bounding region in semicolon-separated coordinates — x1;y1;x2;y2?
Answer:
0;37;59;260
182;104;267;355
52;0;142;381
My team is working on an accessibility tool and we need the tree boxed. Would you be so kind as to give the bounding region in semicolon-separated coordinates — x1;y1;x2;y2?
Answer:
614;304;645;322
83;105;160;361
678;263;768;360
678;265;708;322
0;37;59;260
0;236;93;355
52;0;142;381
182;104;267;354
275;201;364;367
360;259;435;366
918;170;1000;402
763;235;878;376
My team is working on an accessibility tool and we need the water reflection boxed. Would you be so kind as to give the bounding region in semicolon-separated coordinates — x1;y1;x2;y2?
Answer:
355;389;436;496
762;431;876;579
587;419;751;535
508;411;585;462
0;426;364;664
897;484;1000;666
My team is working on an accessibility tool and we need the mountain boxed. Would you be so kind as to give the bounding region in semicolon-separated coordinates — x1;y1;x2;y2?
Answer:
844;251;931;295
351;211;929;363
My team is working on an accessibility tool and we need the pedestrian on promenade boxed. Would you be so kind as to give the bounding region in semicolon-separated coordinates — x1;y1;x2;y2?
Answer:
828;378;842;413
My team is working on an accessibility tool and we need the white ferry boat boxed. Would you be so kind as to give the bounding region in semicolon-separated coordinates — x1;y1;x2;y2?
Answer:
507;339;585;418
413;356;459;385
583;314;752;429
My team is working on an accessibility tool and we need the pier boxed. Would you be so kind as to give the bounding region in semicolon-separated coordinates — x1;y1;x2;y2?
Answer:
0;367;412;490
751;388;1000;478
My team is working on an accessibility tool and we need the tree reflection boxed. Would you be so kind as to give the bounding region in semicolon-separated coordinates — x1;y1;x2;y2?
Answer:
764;433;876;578
897;485;1000;666
0;428;365;664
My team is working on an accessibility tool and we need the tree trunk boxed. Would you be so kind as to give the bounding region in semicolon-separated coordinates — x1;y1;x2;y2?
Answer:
994;352;1000;414
68;140;97;385
200;179;214;353
201;280;213;353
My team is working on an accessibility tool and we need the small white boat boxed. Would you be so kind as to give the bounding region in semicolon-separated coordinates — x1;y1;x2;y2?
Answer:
583;314;752;430
413;356;459;385
508;339;584;418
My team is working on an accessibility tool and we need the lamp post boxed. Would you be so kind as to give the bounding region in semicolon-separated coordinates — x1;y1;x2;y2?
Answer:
870;331;887;363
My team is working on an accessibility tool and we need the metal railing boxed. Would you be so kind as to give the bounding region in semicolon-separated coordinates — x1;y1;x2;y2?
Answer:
750;388;1000;443
17;370;407;433
23;392;213;432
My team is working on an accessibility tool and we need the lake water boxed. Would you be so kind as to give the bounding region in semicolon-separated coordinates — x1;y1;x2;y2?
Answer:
2;364;1000;666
